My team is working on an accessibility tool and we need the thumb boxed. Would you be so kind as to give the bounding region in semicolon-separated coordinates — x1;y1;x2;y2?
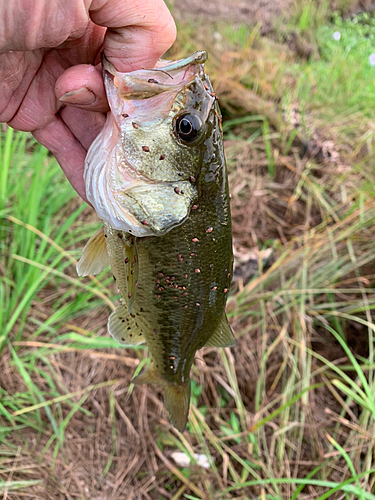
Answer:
89;0;177;72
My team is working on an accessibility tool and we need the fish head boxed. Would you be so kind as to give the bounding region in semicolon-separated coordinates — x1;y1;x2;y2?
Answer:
85;52;219;236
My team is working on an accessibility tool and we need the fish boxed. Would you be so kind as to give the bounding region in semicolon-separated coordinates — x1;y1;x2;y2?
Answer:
77;51;235;432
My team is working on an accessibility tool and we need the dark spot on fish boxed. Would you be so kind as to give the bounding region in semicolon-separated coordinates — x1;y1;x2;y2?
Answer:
113;275;116;281
142;146;150;152
190;176;196;183
196;302;200;306
183;305;188;309
170;356;175;360
125;257;129;264
182;286;186;290
159;287;165;292
211;286;217;290
127;327;131;330
184;274;188;278
195;268;201;273
140;308;144;312
127;276;129;281
159;154;165;160
117;233;122;239
174;284;178;289
122;337;125;341
121;319;125;323
134;255;137;262
122;113;129;118
131;270;134;275
104;234;107;238
153;329;158;333
190;253;195;257
141;220;149;226
224;288;228;293
173;296;178;299
158;272;164;277
178;172;183;176
206;227;213;233
177;254;183;262
171;276;175;280
157;295;161;298
130;333;133;337
182;292;187;296
174;187;180;194
148;78;159;84
192;204;199;210
131;262;134;268
180;190;184;195
132;122;138;129
128;293;131;299
192;238;199;243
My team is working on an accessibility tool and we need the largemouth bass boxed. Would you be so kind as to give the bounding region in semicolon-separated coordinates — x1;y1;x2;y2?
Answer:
77;51;234;431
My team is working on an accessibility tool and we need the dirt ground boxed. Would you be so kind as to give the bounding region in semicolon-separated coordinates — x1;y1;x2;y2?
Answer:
172;0;293;32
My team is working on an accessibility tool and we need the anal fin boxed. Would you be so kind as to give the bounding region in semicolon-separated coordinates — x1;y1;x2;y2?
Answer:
76;226;109;276
204;314;236;348
108;303;146;346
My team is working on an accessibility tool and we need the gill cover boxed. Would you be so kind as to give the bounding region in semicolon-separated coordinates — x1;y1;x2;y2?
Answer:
84;52;215;237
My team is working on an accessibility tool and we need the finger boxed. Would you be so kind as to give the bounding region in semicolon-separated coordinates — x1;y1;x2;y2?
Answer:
56;64;109;113
59;106;106;150
32;116;89;203
89;0;177;72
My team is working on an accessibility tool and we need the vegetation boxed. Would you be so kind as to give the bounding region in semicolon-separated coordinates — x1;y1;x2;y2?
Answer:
1;2;375;498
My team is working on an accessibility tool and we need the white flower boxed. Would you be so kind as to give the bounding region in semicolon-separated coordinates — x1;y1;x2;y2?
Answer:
170;451;213;469
370;54;375;66
333;31;341;41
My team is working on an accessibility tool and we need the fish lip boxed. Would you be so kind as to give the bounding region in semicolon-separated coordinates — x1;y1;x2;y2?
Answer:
100;51;207;76
100;51;208;101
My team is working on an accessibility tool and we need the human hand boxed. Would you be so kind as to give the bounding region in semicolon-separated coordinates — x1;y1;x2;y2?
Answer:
0;0;176;202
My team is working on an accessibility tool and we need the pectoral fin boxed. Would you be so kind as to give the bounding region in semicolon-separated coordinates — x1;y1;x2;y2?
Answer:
76;226;109;277
204;314;236;348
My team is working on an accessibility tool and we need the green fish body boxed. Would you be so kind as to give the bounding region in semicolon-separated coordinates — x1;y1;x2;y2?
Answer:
77;52;234;431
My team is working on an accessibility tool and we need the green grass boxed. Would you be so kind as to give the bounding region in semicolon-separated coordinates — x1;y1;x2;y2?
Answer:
2;5;375;499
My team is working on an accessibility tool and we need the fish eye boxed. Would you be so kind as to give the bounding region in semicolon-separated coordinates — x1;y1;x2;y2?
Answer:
175;113;204;144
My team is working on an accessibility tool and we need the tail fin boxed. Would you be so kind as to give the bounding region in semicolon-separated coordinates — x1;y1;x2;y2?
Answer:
164;382;191;432
133;366;191;432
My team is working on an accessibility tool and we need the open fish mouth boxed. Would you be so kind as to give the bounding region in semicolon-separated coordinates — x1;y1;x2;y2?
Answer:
84;51;216;237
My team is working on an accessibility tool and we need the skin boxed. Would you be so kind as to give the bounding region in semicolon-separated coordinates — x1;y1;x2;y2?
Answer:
0;0;176;202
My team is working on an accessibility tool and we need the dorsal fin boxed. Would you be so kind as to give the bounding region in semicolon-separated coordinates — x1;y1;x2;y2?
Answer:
204;314;236;348
76;226;109;277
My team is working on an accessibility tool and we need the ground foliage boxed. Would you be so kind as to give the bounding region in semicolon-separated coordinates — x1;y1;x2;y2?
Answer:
1;1;375;499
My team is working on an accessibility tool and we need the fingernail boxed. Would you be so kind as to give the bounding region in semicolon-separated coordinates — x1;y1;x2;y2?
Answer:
59;87;96;105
